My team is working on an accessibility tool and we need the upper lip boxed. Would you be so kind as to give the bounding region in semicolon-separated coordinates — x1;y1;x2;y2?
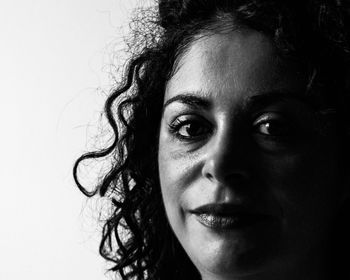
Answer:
189;203;265;216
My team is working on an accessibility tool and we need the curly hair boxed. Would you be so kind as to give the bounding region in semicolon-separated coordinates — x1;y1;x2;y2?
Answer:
73;0;350;279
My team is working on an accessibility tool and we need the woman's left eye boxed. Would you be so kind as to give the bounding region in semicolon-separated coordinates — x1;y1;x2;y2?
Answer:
254;120;288;136
252;113;291;138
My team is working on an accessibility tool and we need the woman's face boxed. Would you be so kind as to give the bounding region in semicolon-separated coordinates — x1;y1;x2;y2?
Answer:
158;29;344;279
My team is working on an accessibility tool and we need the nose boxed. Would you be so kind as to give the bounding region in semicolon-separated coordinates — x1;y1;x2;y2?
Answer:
201;125;251;185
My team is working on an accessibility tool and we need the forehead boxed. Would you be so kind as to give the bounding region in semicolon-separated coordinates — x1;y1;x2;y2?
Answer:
165;30;304;106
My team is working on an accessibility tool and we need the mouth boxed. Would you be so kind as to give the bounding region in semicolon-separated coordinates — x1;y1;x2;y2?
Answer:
189;203;273;230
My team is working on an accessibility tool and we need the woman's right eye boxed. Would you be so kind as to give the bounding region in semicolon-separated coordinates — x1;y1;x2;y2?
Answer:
168;115;211;141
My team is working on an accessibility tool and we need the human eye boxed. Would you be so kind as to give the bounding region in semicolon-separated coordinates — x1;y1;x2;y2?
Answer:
168;115;212;141
253;113;290;137
252;112;295;149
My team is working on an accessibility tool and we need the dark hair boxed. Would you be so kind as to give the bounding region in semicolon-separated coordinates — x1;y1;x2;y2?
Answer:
73;0;350;279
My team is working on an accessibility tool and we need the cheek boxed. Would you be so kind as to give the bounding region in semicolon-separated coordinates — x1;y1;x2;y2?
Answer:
157;134;204;237
158;149;189;252
158;130;201;201
258;135;338;195
158;141;186;222
258;145;340;243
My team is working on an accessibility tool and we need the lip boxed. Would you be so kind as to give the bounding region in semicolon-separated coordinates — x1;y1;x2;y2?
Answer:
189;203;273;230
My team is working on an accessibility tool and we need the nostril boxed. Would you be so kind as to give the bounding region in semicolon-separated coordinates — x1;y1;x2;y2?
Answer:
202;155;251;185
205;173;214;180
201;134;252;184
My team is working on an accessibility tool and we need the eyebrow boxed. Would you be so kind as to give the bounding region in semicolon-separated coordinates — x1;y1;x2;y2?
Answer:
245;90;307;112
162;90;307;113
162;92;212;112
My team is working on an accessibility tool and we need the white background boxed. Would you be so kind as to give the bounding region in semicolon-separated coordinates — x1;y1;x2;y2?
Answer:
0;0;150;279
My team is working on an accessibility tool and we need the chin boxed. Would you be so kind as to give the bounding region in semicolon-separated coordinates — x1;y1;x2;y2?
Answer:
190;240;280;278
180;215;284;278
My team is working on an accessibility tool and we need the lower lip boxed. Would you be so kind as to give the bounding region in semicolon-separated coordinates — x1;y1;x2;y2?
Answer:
193;213;270;230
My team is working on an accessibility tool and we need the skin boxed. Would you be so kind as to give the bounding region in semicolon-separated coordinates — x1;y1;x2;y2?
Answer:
158;28;345;280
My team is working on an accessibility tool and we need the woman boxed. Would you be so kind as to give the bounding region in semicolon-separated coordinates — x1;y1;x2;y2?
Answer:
74;0;350;279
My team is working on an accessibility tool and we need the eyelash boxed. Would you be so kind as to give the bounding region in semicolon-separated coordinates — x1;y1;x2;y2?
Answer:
168;116;212;141
252;119;290;138
168;113;293;144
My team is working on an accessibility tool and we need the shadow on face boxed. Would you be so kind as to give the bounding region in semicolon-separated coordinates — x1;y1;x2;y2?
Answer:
158;28;347;280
